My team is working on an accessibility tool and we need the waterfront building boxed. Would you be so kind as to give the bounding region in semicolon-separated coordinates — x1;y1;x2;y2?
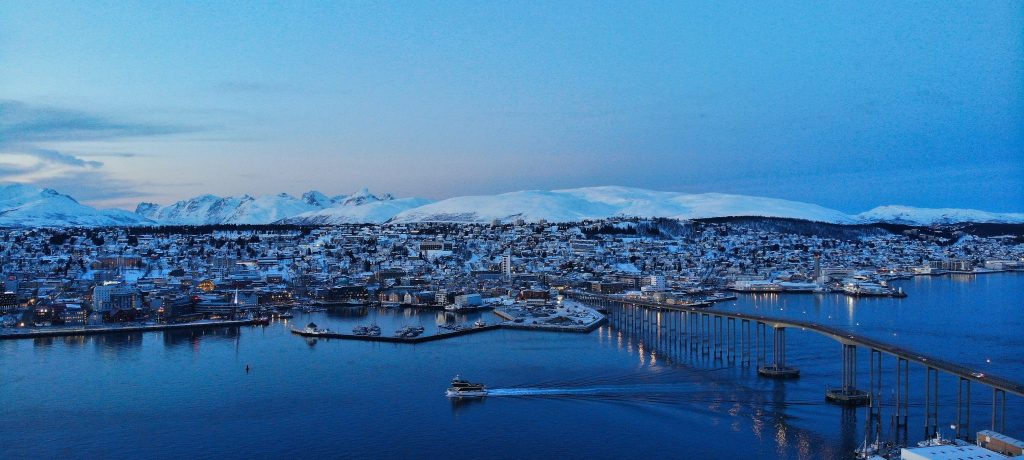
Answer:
92;283;139;312
977;430;1024;457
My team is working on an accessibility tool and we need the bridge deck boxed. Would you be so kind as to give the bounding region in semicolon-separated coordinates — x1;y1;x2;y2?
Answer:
572;292;1024;397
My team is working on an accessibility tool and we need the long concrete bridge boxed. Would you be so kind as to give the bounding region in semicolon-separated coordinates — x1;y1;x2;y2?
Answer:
568;290;1020;442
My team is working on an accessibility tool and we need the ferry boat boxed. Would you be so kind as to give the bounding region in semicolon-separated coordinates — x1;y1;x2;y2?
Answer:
445;375;486;397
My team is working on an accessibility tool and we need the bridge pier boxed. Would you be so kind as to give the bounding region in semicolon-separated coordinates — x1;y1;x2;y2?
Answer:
713;315;723;360
756;322;766;368
701;313;711;356
992;388;1006;433
896;357;909;427
924;367;939;439
758;326;800;378
726;317;736;363
826;344;870;405
957;377;971;440
741;319;751;367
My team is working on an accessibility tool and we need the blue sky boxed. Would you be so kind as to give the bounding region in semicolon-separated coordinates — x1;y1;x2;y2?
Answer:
1;1;1021;212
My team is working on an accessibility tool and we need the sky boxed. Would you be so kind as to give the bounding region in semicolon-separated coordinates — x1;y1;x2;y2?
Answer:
0;1;1021;212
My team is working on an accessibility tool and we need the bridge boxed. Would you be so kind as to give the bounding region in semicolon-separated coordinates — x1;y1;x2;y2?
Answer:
568;290;1020;442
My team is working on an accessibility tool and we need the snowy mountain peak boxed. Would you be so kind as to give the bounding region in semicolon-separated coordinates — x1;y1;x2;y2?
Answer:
0;183;152;227
341;188;384;206
301;190;333;207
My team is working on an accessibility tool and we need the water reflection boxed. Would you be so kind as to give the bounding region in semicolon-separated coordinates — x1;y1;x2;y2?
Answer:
162;327;240;349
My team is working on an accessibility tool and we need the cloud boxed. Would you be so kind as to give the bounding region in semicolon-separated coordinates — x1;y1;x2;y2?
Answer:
0;99;200;146
30;170;150;204
0;100;207;207
24;148;103;168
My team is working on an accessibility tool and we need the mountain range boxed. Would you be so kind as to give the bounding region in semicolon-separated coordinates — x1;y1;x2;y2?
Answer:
1;183;1021;227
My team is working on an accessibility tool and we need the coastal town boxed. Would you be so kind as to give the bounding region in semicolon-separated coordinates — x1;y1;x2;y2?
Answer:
1;218;1021;334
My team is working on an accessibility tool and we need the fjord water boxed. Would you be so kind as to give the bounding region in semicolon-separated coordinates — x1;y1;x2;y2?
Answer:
1;274;1021;459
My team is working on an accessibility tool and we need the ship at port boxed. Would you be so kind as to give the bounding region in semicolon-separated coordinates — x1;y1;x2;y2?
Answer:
445;376;486;398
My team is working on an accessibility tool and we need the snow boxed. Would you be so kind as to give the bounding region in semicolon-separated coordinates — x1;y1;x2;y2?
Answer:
390;186;857;224
0;183;153;227
280;197;434;224
2;182;1020;227
855;205;1024;225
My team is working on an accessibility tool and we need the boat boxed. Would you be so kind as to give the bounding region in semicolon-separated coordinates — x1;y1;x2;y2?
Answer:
352;325;369;335
367;324;381;336
278;311;294;319
473;318;487;328
297;322;331;335
394;325;425;338
251;316;271;326
445;375;486;397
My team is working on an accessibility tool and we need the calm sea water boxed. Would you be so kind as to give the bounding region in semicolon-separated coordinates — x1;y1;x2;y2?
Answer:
1;274;1021;459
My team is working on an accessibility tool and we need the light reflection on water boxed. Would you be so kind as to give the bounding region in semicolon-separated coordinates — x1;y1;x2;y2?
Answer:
0;274;1021;459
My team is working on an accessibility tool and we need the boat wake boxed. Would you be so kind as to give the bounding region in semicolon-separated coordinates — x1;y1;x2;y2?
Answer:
485;384;691;397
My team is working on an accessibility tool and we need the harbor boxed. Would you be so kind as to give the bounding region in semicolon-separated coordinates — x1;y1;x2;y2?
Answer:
290;301;607;342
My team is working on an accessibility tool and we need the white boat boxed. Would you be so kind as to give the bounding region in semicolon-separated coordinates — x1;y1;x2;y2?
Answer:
445;375;486;397
474;319;487;328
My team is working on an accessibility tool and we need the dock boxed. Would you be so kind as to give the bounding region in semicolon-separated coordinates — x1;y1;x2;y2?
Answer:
291;324;503;343
0;319;259;340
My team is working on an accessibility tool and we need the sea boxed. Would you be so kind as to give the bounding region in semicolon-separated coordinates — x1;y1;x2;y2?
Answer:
1;273;1021;459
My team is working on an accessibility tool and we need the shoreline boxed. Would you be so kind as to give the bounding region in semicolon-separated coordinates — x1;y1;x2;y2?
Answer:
0;319;258;340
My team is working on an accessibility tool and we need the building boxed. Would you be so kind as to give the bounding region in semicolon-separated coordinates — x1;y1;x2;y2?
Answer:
645;275;666;290
977;430;1024;457
454;293;482;308
92;283;139;312
590;281;625;294
501;253;512;278
0;291;18;314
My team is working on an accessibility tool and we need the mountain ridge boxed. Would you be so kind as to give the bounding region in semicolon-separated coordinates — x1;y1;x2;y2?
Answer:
0;183;1021;227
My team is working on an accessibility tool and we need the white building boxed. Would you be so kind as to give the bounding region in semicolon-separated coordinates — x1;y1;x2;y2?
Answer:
92;283;137;312
454;293;482;307
501;253;512;278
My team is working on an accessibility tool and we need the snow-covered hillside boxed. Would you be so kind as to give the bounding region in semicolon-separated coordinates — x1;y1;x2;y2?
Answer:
280;197;433;224
0;183;153;227
136;188;404;225
855;206;1024;226
390;186;857;224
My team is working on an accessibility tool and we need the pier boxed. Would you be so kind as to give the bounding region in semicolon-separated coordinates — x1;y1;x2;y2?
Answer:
291;324;503;343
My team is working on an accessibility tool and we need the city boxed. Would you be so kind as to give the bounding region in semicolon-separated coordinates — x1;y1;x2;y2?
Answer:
2;1;1022;459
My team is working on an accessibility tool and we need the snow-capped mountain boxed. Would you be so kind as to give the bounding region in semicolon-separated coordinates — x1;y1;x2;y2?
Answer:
390;186;858;224
280;197;434;225
3;183;1021;227
0;183;153;227
136;188;398;225
855;206;1024;226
